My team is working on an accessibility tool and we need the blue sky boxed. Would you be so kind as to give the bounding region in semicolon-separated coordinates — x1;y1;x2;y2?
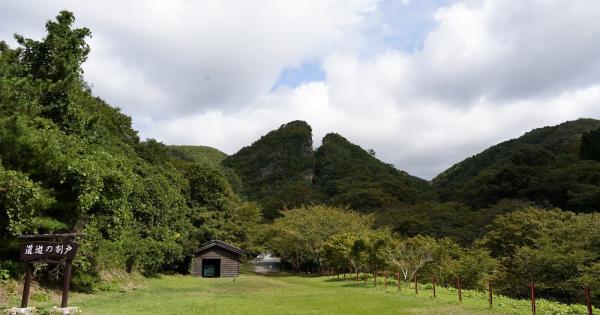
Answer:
1;0;600;179
274;0;455;89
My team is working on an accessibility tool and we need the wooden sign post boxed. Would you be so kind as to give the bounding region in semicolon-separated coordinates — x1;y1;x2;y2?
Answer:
17;233;80;311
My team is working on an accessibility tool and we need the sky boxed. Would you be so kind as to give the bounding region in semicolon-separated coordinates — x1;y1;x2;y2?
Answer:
1;0;600;179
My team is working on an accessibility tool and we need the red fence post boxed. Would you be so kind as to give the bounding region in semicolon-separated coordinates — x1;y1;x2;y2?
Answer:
585;285;593;315
457;276;462;303
414;274;418;295
529;283;536;315
397;273;401;291
488;281;493;308
432;276;436;298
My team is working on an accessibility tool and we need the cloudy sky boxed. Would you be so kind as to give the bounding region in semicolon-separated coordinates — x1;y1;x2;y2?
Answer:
2;0;600;179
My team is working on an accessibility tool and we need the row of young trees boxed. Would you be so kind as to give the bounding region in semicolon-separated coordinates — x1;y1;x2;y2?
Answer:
267;205;496;288
268;205;600;305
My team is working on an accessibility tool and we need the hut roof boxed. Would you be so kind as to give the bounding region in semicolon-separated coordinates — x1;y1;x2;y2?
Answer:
195;240;243;256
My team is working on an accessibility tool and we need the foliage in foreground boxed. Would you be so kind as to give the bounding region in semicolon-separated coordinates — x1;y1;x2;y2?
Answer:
0;11;261;289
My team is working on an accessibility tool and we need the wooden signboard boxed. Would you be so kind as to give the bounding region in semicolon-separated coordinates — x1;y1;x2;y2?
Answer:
18;233;80;309
20;241;78;262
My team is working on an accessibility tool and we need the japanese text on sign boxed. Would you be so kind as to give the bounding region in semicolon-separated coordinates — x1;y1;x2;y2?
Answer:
20;241;78;262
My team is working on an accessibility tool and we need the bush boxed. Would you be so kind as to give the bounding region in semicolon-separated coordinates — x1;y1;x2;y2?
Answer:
70;272;101;293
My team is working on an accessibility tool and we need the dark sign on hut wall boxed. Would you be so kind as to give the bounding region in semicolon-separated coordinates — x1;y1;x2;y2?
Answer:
17;233;81;310
20;241;78;262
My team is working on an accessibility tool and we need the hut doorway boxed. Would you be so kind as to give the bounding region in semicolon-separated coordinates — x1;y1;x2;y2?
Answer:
202;259;221;277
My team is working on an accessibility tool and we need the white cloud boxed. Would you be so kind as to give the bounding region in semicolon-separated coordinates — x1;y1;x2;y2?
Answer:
2;0;600;179
1;0;379;118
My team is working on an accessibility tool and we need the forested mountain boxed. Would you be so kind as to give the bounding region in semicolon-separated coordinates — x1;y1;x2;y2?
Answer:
223;121;434;219
433;118;600;212
222;121;321;219
314;133;433;208
221;118;600;245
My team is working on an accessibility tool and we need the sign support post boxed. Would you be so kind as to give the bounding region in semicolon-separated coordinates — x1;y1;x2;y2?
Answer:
61;259;73;308
20;264;33;308
11;233;81;315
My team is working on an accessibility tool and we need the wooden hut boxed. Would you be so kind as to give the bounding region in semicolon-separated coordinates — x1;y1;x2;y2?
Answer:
191;240;243;277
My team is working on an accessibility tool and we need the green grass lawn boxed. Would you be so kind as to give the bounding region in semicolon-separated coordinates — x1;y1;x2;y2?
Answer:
4;272;596;314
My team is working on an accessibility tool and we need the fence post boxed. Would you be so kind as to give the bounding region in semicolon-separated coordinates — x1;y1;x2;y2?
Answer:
384;272;388;289
432;276;436;298
529;283;536;315
585;285;593;315
397;273;401;291
488;281;493;308
457;276;462;303
414;274;418;295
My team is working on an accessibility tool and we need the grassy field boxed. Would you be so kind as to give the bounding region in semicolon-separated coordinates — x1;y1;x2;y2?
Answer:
4;271;596;315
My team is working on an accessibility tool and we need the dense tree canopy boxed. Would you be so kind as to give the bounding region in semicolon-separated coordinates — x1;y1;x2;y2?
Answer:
0;11;261;289
434;119;600;212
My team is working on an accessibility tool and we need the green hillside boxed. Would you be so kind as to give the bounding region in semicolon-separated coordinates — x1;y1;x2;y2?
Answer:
222;121;319;219
315;133;433;209
167;145;227;166
433;118;600;212
223;121;434;219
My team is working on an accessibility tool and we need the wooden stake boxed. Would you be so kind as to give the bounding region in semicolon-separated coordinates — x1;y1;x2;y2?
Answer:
432;276;436;298
61;260;73;308
414;274;418;295
529;283;536;315
489;281;493;308
20;264;32;308
457;276;462;303
397;273;401;291
585;285;593;315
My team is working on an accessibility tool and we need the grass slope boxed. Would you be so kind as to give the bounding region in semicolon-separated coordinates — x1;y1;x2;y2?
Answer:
7;273;595;315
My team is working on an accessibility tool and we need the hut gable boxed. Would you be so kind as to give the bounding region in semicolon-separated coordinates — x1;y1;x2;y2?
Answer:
191;240;243;277
195;240;243;256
